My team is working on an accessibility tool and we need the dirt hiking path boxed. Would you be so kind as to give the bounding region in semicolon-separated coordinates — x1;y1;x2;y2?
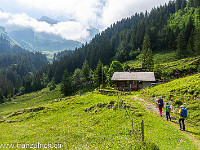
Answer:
133;95;200;150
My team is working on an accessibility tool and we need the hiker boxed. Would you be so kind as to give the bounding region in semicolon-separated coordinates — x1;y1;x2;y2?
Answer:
157;96;164;117
179;105;187;131
165;102;171;121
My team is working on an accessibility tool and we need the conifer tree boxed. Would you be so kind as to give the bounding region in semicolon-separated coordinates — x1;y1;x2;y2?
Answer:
145;48;154;72
175;0;182;11
181;0;187;9
0;90;4;103
93;60;106;88
166;28;176;50
139;33;154;71
61;69;73;96
187;30;195;55
48;77;56;91
194;0;200;7
176;31;187;59
72;68;84;88
194;27;200;55
185;16;195;42
188;0;195;7
82;60;90;81
107;61;123;85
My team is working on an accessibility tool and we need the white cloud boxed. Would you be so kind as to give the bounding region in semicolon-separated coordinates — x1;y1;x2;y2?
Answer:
14;0;103;28
101;0;170;27
0;0;171;42
0;12;89;42
0;11;10;20
13;0;170;29
53;22;89;42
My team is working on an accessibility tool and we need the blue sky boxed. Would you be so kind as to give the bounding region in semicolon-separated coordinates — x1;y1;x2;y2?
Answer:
0;0;170;42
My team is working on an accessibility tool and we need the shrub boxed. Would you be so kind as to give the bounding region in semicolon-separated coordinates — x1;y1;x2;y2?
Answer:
134;142;159;150
175;100;183;106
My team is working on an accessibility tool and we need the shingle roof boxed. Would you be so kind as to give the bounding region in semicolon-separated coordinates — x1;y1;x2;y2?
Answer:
111;72;156;81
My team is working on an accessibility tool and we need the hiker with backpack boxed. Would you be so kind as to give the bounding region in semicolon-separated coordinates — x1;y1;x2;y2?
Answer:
165;102;171;121
179;105;187;131
157;96;164;117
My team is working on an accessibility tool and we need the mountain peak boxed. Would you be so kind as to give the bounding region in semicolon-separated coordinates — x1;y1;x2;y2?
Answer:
38;16;59;25
0;8;4;13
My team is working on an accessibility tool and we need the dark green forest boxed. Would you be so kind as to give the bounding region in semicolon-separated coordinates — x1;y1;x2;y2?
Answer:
0;0;200;99
0;36;48;103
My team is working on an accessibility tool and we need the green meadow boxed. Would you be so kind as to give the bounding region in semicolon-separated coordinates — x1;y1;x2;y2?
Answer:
0;81;199;149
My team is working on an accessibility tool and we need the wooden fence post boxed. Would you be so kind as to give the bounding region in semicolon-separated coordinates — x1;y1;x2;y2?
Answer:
141;120;144;142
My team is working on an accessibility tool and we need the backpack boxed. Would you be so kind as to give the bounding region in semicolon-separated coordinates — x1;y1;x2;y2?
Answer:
165;105;170;112
158;99;163;107
181;108;187;118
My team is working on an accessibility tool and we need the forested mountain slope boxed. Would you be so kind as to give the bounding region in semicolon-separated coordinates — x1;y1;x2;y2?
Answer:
0;26;20;46
0;36;48;103
1;0;200;104
47;0;200;83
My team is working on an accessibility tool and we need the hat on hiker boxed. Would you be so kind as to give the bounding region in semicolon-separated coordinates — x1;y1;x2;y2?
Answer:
180;105;184;108
159;96;162;99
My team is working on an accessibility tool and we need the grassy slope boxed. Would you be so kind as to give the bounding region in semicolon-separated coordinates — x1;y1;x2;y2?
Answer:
127;51;199;78
0;29;20;46
42;51;57;62
127;50;177;69
142;73;200;140
127;52;199;86
0;85;199;149
0;86;64;117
